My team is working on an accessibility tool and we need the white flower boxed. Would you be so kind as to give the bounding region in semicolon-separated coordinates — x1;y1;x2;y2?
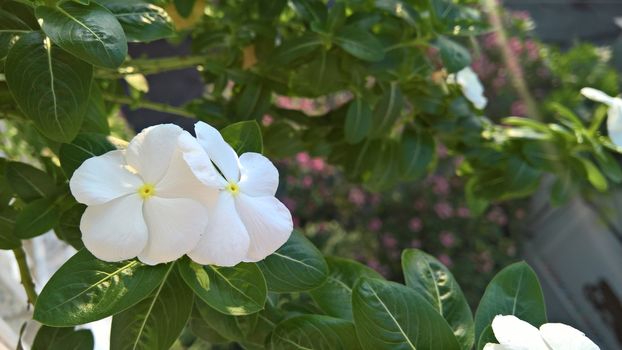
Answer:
178;121;293;266
484;315;599;350
69;124;212;265
447;66;488;109
581;87;622;147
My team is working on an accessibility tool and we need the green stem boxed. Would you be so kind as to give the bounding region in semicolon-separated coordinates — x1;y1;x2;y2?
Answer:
12;246;38;305
102;93;196;119
96;55;208;79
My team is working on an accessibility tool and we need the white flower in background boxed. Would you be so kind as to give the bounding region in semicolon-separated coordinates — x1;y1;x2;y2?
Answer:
484;315;599;350
580;87;622;147
178;121;293;266
447;66;488;109
69;124;211;265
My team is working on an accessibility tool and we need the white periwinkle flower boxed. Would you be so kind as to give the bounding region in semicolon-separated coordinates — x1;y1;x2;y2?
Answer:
484;315;599;350
69;124;210;265
178;121;293;266
447;66;488;110
580;87;622;147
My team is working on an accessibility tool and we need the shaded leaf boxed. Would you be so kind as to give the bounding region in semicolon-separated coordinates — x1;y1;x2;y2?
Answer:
221;120;263;154
344;98;372;144
268;315;360;350
32;326;94;350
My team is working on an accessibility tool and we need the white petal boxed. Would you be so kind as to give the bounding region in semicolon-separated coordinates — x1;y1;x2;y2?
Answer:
138;197;208;265
194;121;240;182
581;87;615;105
70;150;142;206
607;102;622;147
491;315;549;350
456;67;487;109
187;192;250;266
125;124;184;184
80;194;148;262
238;152;279;197
540;323;599;350
483;344;511;350
234;194;293;262
178;132;227;190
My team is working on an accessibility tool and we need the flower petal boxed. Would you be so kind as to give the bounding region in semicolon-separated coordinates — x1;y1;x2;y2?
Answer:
238;152;279;197
70;150;142;206
138;197;208;265
607;102;622;147
491;315;549;350
234;194;293;262
456;67;487;109
80;194;148;262
187;192;250;266
540;323;599;350
125;124;184;184
194;121;240;182
581;87;615;105
483;344;510;350
177;132;226;189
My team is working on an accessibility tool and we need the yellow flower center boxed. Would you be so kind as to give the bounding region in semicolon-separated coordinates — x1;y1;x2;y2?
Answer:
138;183;156;199
225;182;240;195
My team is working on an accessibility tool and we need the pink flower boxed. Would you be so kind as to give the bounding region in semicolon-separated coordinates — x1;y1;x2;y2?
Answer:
476;251;494;273
524;40;539;61
439;231;456;248
302;175;313;188
514;208;525;219
414;199;426;210
437;143;448;158
310;158;325;172
300;99;314;112
483;33;498;49
296;152;311;168
487;206;508;226
410;239;422;248
457;207;470;218
286;175;297;186
408;218;423;232
381;234;398;249
261;114;274;126
432;176;450;196
434;201;453;219
292;216;300;228
492;70;507;90
368;218;382;232
508;37;523;54
276;96;294;109
510;101;528;116
348;187;366;207
370;194;382;206
281;197;297;211
437;254;453;267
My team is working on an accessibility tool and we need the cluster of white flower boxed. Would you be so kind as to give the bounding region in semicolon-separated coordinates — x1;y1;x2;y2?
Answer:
69;122;293;266
485;315;599;350
447;66;488;110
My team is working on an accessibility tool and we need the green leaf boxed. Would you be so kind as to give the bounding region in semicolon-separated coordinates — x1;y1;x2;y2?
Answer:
436;36;471;73
221;120;264;154
594;150;622;184
32;326;94;350
344;98;372;144
257;230;328;293
234;82;272;120
370;83;403;138
99;1;174;42
271;33;323;65
34;250;171;326
1;1;39;30
580;157;608;191
5;161;58;202
36;1;127;68
173;0;196;18
82;83;110;134
399;129;435;180
473;262;547;342
268;315;361;350
5;31;92;142
309;257;382;321
178;258;267;316
402;249;474;350
290;0;327;24
14;197;61;239
59;133;116;177
0;8;33;32
0;207;20;250
334;26;384;62
476;325;496;350
110;265;193;350
54;204;86;250
352;277;460;350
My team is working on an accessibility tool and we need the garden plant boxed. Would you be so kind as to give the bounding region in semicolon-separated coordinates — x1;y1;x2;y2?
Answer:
0;0;614;349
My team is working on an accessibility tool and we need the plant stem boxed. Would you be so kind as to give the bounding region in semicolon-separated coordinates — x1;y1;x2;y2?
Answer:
96;55;208;79
12;246;38;305
102;93;196;119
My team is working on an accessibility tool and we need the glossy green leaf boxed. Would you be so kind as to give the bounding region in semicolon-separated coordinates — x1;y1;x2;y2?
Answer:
178;258;267;316
54;204;85;250
32;326;94;350
1;1;39;30
310;256;382;321
271;33;323;65
234;82;272;120
257;230;328;292
100;1;174;42
36;1;127;68
35;250;170;326
344;98;372;144
268;315;361;350
580;157;608;191
5;161;57;202
82;83;110;134
0;8;33;32
473;262;547;342
334;26;384;62
173;0;196;18
476;325;496;350
221;120;264;154
188;307;229;344
5;31;92;142
59;133;116;177
399;129;435;180
111;266;193;350
290;0;327;24
352;277;460;350
0;207;20;250
436;36;471;73
402;249;474;350
370;84;403;138
14;197;60;239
